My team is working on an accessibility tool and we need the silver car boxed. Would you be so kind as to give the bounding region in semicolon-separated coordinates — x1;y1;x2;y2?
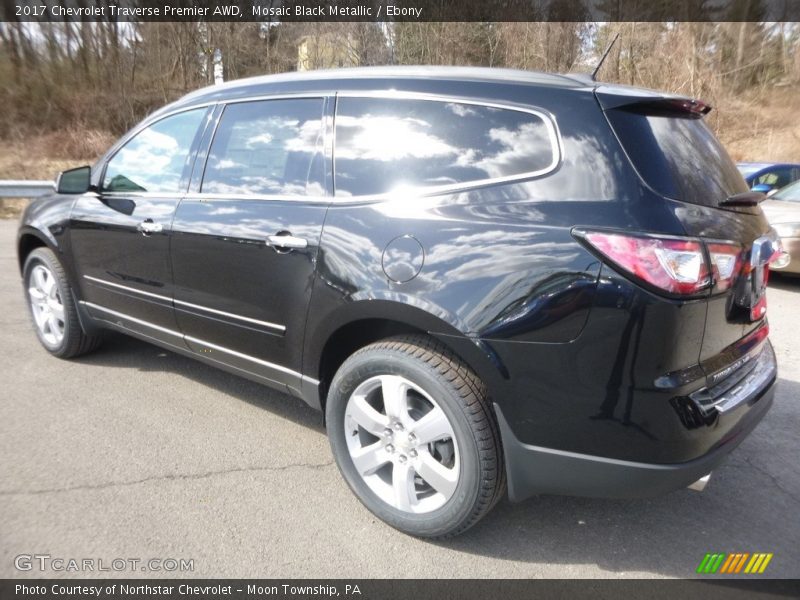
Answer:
763;180;800;275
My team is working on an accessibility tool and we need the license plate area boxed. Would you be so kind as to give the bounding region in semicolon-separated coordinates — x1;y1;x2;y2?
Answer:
690;342;776;416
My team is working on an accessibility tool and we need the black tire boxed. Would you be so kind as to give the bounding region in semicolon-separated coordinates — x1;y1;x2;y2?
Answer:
23;247;103;358
326;334;505;538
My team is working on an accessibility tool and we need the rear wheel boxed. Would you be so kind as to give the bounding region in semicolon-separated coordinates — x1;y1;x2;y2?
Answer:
326;335;505;537
23;247;102;358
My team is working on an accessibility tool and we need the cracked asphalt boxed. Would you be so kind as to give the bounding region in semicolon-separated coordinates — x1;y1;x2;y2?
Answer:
1;219;799;579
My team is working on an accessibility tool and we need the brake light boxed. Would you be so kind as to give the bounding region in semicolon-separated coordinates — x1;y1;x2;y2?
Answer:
583;232;710;295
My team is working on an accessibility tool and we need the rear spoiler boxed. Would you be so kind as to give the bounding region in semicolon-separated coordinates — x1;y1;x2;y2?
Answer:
595;86;711;118
719;191;767;207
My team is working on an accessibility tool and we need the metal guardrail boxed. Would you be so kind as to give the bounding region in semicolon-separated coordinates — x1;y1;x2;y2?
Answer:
0;180;54;198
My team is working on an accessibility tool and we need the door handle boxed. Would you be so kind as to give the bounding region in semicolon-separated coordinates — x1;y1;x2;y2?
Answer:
267;234;308;250
137;219;163;235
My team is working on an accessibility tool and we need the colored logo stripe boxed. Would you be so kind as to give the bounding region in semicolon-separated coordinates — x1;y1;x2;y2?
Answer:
698;552;773;574
720;554;736;573
720;553;748;573
697;553;726;573
745;553;774;574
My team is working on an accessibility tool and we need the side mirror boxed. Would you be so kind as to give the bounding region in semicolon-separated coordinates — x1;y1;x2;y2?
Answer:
56;166;92;194
751;183;772;194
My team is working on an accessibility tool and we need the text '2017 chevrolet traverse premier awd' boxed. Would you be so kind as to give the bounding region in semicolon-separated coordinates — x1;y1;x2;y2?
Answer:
19;67;782;537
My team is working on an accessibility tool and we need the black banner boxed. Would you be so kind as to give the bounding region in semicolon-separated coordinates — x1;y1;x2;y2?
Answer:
4;0;800;23
2;580;800;600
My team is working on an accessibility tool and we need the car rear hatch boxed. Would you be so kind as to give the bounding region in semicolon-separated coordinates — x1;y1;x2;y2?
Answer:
596;85;778;402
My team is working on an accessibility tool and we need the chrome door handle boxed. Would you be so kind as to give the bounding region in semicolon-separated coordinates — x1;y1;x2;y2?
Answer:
137;220;163;235
267;234;308;250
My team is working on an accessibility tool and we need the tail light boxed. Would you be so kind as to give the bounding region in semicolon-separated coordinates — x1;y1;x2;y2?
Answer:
578;231;744;297
582;232;709;295
707;243;742;292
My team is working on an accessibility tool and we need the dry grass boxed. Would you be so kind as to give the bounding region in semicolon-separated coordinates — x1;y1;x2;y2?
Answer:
0;128;113;219
714;86;800;163
0;127;113;181
0;199;27;219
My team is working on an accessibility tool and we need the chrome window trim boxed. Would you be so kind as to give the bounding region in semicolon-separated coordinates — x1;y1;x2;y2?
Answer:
219;92;335;106
80;301;315;384
99;104;215;195
104;93;336;155
83;275;286;333
96;91;562;205
177;90;562;206
332;90;564;199
198;94;332;200
181;191;333;205
100;101;218;164
92;191;186;200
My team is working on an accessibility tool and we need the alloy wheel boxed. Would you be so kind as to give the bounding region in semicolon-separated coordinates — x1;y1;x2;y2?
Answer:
344;374;460;514
28;263;65;346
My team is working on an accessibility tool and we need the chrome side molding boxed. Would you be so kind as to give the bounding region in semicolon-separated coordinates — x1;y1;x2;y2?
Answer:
83;274;286;332
79;301;315;385
80;301;182;338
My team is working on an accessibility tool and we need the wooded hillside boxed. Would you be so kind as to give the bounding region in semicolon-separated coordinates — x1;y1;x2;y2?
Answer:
1;21;799;180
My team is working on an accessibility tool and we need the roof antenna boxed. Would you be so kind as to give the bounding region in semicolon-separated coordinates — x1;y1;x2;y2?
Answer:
591;32;620;81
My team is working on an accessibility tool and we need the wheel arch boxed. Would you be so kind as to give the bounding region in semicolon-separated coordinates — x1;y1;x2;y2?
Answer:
17;226;56;274
305;300;509;412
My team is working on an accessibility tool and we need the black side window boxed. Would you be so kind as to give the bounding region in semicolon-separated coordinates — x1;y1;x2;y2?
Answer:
103;109;206;193
334;97;557;196
202;99;326;196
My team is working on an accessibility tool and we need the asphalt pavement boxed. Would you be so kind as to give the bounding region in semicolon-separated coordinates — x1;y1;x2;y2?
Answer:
1;218;798;579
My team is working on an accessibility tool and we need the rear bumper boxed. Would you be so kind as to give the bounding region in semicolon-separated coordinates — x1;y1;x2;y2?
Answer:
497;344;777;502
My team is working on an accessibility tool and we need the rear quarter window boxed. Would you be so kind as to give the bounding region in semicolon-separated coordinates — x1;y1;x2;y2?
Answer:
334;97;559;196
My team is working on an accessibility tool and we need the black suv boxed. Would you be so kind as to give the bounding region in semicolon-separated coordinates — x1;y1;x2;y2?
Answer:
19;67;779;537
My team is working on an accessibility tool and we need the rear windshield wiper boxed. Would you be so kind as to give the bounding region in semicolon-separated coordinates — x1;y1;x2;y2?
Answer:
719;191;767;207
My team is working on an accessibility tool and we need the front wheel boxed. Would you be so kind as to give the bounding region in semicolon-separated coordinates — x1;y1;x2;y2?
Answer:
326;335;505;538
23;247;102;358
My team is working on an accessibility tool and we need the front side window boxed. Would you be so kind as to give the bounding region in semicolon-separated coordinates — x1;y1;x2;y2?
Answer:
201;99;326;197
103;109;206;193
334;97;558;196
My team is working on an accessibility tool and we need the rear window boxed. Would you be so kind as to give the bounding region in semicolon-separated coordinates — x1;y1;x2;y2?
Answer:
606;108;748;205
334;97;558;196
